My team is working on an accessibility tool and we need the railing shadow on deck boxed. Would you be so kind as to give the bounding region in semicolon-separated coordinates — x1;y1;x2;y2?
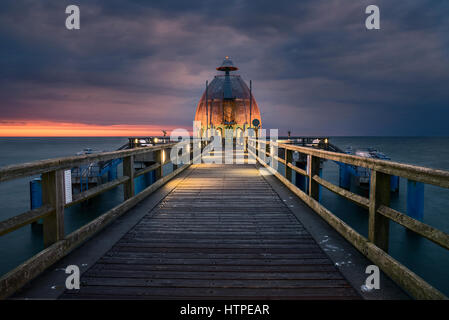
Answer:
0;140;204;299
247;138;449;300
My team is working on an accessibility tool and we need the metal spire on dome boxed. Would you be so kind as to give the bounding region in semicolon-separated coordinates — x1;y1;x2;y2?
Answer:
217;56;237;99
216;56;239;72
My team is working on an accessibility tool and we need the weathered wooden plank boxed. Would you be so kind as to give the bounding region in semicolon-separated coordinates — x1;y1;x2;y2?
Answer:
104;251;327;260
313;174;369;209
111;246;321;254
91;263;338;273
134;163;161;178
0;205;53;237
60;286;359;299
118;238;315;245
84;270;345;280
377;205;449;250
98;257;333;266
81;277;351;288
288;162;307;177
68;176;129;207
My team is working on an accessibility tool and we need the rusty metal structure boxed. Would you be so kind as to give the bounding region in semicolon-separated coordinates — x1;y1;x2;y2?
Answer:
194;57;262;136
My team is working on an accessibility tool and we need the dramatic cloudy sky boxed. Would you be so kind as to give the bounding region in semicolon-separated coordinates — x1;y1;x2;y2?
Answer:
0;0;448;136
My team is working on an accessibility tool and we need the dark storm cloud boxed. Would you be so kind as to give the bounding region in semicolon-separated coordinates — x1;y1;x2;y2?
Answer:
0;0;448;134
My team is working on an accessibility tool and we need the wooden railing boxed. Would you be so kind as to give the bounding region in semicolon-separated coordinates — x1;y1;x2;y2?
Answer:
248;138;449;300
0;140;199;299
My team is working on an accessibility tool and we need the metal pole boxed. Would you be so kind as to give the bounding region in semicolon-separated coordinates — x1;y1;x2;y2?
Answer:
222;92;225;124
249;80;252;128
205;80;208;130
210;98;214;129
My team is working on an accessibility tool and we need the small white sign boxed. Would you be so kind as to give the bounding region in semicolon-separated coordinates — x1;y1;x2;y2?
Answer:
64;170;72;204
307;155;312;176
293;151;300;162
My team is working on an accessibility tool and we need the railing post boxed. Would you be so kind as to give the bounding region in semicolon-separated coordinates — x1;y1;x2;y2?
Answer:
42;170;65;247
369;170;391;252
123;155;135;200
308;155;320;200
171;147;178;171
189;141;193;163
154;149;163;180
266;141;270;164
285;148;292;182
254;137;260;158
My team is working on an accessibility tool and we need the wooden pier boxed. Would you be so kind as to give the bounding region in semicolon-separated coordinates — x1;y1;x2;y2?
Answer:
1;139;449;300
60;164;359;299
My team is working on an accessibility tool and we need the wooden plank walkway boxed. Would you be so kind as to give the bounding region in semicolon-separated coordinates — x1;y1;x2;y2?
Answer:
60;164;360;299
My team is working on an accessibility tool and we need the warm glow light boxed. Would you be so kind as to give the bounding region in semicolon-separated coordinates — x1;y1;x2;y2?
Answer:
0;121;183;137
161;150;166;163
154;137;159;143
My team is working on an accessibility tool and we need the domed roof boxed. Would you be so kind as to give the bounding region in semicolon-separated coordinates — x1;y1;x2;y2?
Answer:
194;57;262;130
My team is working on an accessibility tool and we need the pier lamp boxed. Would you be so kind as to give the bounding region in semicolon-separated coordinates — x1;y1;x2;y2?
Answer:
154;137;159;144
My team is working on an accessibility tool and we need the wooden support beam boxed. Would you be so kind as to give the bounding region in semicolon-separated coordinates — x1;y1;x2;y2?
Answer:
134;163;161;178
69;176;129;207
285;149;292;182
154;150;163;181
313;174;369;209
42;170;65;247
0;205;53;237
287;162;307;177
369;170;391;252
378;205;449;251
308;155;320;201
123;155;135;200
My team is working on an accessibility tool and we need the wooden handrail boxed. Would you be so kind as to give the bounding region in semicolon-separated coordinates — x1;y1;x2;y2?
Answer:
0;205;53;237
68;176;130;207
248;138;449;188
377;205;449;251
313;175;370;209
248;139;449;299
0;140;199;299
0;142;185;183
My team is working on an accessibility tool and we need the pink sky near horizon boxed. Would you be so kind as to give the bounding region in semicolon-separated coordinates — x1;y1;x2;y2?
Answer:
0;121;189;137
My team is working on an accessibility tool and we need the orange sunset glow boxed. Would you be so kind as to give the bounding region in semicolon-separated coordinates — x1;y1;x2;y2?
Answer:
0;121;183;137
